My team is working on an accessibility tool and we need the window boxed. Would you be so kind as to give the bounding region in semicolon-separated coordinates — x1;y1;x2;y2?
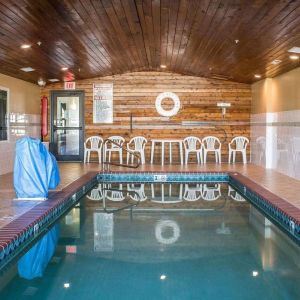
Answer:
0;87;9;141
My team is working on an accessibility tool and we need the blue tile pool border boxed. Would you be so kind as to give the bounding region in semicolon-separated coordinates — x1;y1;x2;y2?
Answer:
97;171;229;183
0;170;299;271
0;172;98;271
228;172;300;245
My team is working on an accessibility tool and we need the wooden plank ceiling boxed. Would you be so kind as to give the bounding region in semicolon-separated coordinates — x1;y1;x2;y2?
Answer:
0;0;300;84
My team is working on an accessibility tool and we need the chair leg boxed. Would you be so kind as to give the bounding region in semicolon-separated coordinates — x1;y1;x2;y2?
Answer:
242;150;247;164
233;151;236;163
228;150;231;163
204;150;207;163
215;151;218;163
108;151;111;162
127;152;129;164
98;150;101;164
185;152;188;164
218;150;221;164
87;151;90;163
84;150;87;163
200;150;203;164
141;152;145;164
120;150;123;164
151;184;155;198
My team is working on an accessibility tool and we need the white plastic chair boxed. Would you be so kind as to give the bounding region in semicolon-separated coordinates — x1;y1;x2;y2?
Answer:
84;136;103;163
228;136;249;164
126;136;147;164
127;183;147;201
228;186;246;202
104;136;125;164
202;184;221;201
183;136;203;164
256;136;266;164
104;184;125;202
202;136;221;163
86;184;104;201
183;184;202;201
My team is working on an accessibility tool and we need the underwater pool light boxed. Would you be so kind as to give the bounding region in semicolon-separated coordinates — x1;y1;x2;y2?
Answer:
64;283;70;288
160;274;167;280
252;271;259;277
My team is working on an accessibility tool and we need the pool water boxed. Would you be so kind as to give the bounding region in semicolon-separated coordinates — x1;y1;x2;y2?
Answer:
0;183;299;300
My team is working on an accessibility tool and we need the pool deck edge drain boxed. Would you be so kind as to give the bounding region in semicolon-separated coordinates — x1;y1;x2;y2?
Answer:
0;170;299;271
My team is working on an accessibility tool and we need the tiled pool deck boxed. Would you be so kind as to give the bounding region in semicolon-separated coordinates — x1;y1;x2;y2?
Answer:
0;162;299;268
1;162;300;228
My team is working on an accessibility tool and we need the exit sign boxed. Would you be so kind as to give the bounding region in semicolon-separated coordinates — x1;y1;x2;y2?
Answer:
64;81;76;90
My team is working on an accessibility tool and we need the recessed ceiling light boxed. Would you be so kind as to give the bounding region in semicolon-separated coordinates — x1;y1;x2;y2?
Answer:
288;47;300;53
20;67;35;72
21;44;31;49
48;78;60;82
289;55;299;60
37;78;46;87
61;67;68;71
271;59;282;65
254;74;261;78
160;65;167;69
234;39;239;44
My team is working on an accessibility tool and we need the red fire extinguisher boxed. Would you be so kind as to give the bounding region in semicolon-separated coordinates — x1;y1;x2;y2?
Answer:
41;96;48;140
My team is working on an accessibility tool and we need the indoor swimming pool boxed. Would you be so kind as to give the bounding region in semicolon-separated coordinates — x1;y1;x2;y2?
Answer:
0;182;299;300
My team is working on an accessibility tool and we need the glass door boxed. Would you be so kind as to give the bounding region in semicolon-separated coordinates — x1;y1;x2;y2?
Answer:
50;91;84;161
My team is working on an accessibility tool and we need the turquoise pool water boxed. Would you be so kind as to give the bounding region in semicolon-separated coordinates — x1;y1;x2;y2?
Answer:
0;183;299;299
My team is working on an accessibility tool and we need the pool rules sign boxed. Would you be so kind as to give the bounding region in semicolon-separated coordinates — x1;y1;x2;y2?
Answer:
93;83;113;123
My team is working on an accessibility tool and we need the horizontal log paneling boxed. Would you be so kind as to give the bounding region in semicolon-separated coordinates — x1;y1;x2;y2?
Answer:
42;71;251;163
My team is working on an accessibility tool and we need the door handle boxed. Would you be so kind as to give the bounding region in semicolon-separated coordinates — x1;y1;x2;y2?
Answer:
53;126;83;130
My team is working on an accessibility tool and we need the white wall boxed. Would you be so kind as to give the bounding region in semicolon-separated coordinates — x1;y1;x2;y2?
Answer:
251;110;300;180
251;68;300;180
0;74;40;175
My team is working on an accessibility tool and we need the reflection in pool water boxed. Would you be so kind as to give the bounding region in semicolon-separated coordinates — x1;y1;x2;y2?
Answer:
0;183;299;300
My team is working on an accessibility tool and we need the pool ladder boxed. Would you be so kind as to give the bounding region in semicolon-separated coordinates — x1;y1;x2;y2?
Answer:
101;138;141;171
101;187;141;215
100;138;141;213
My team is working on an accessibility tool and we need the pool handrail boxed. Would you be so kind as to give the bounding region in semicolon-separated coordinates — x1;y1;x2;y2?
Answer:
101;187;141;214
102;138;141;169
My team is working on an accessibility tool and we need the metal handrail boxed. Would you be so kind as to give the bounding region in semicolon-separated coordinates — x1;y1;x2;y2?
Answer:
102;138;141;170
101;187;141;214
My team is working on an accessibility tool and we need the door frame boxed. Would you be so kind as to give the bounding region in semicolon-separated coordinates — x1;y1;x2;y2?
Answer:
50;90;85;161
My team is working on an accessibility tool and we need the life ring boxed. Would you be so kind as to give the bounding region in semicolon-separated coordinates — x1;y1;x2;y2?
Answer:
155;92;180;117
155;220;180;245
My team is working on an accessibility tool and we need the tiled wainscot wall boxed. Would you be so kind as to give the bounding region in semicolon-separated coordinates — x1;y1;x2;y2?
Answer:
251;110;300;180
0;113;40;175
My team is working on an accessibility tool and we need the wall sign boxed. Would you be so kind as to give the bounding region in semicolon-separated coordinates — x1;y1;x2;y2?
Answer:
64;81;76;90
155;92;180;117
93;83;113;123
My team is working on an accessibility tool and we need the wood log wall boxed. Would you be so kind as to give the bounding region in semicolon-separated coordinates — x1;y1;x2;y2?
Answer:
42;71;251;163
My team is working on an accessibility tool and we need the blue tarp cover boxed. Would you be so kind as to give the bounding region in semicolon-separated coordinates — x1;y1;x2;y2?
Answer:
13;137;60;199
18;225;60;279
